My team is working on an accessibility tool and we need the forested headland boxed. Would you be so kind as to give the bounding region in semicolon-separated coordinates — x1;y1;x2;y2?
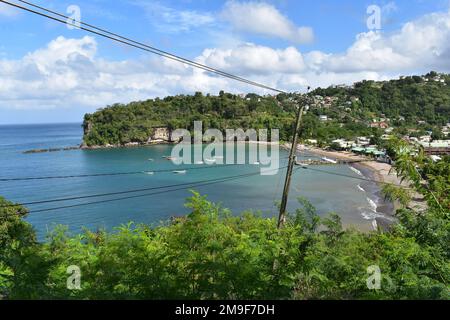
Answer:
82;72;450;147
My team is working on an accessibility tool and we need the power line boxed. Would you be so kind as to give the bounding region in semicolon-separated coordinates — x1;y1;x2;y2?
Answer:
1;0;287;94
1;159;409;209
1;165;289;208
0;156;290;182
16;0;277;93
1;162;410;211
0;164;237;182
28;166;293;214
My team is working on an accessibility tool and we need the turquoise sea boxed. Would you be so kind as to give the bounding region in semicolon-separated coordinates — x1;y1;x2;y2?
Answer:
0;123;393;239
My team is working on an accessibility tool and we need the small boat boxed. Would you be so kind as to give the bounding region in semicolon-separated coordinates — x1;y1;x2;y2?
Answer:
173;170;187;174
147;158;154;162
204;158;216;164
143;171;154;175
322;157;337;164
165;156;177;161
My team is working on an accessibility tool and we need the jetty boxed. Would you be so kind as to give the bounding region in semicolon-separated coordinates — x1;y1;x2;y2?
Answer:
23;146;79;154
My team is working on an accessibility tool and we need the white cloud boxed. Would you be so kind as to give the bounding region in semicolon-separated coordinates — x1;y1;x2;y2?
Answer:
0;36;231;111
221;1;314;44
320;9;450;73
198;44;305;75
135;1;215;33
1;7;450;115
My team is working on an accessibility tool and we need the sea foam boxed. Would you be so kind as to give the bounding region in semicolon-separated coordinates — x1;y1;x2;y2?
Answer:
367;197;378;212
350;166;363;176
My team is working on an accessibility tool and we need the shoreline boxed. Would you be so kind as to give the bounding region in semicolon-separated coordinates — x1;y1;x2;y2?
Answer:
296;145;428;227
297;145;404;187
294;144;404;230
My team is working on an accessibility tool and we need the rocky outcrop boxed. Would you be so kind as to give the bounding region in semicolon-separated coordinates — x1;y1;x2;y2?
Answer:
81;120;93;148
81;126;174;149
148;127;172;143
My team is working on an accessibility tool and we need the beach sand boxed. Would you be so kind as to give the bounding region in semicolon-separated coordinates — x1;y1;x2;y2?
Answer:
298;145;404;186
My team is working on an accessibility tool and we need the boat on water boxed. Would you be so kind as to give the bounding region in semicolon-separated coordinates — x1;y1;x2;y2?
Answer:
204;158;216;164
173;170;187;174
164;156;177;161
322;157;338;164
147;158;154;162
143;171;154;175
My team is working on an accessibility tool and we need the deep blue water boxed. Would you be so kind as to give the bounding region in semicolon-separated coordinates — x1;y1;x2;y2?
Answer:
0;123;388;239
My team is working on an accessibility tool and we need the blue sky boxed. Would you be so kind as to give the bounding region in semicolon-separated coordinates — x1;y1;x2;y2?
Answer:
1;0;450;124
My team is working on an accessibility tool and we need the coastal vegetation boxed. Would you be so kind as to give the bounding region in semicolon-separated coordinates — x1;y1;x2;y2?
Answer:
1;143;448;300
82;72;450;147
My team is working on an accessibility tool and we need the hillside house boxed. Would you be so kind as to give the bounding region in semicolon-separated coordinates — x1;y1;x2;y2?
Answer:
370;122;389;129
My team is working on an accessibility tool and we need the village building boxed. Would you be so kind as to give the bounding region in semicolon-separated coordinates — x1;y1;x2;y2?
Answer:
419;140;450;156
370;121;389;129
356;136;371;146
331;139;355;150
419;136;432;143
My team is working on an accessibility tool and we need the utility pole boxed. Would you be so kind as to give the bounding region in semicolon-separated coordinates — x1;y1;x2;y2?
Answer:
277;92;309;228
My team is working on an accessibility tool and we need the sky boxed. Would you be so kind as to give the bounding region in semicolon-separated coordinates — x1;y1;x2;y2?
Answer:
1;0;450;124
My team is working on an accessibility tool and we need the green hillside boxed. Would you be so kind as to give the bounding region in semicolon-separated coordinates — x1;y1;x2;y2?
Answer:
82;72;450;147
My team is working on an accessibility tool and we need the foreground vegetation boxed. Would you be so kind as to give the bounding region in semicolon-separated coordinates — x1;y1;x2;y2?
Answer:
0;194;448;300
1;147;449;300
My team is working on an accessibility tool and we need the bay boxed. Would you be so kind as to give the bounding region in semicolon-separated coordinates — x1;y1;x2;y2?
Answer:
0;123;391;239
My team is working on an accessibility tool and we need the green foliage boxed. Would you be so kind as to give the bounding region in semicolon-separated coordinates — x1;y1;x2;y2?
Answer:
0;197;39;298
0;192;448;300
387;139;450;215
313;74;450;126
381;184;412;209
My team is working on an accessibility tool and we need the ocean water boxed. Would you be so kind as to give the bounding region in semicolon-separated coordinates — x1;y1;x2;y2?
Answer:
0;123;391;239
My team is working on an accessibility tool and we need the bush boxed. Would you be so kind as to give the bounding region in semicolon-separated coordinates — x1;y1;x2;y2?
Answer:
1;193;448;300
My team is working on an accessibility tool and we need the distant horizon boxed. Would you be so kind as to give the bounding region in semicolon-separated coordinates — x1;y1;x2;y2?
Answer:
0;121;83;126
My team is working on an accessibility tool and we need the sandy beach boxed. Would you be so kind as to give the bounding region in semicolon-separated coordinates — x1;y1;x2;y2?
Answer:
298;145;404;186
